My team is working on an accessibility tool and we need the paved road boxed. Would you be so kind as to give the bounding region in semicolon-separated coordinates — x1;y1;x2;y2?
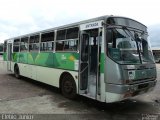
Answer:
0;55;160;120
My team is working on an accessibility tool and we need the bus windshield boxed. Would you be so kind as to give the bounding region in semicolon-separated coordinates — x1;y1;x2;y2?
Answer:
106;27;154;64
136;32;154;63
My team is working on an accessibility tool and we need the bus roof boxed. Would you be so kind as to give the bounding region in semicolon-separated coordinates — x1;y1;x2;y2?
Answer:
4;15;147;41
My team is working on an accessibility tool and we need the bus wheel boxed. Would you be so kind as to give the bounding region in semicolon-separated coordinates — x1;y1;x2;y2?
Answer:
61;74;77;99
14;65;20;79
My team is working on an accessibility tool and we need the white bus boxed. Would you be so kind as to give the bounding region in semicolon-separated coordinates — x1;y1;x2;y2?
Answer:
3;15;157;103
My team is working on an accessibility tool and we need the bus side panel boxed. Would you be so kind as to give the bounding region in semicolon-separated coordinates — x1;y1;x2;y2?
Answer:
19;63;36;80
53;53;79;71
26;52;79;71
36;66;79;89
28;64;37;80
36;65;60;87
19;52;28;64
28;52;38;65
14;62;79;90
12;52;19;62
35;52;54;67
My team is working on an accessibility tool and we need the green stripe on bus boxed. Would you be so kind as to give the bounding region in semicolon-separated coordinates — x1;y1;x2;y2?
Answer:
100;53;104;73
11;52;79;71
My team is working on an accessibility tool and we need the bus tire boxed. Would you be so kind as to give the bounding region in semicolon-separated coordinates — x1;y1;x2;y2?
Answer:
14;65;20;79
61;74;77;99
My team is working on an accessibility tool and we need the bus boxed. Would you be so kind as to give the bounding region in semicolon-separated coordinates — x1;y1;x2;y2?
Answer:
152;48;160;63
0;43;3;55
2;15;157;103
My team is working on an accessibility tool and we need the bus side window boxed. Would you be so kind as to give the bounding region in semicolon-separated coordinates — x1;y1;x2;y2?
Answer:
13;39;20;52
20;37;28;52
56;27;79;52
56;41;64;51
29;35;40;52
65;27;79;51
40;32;54;52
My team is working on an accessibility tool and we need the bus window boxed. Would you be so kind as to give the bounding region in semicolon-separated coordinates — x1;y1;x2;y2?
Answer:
66;27;79;39
56;27;79;51
20;37;28;52
63;40;78;51
13;39;20;52
29;35;40;52
40;32;54;51
56;30;66;40
106;28;141;64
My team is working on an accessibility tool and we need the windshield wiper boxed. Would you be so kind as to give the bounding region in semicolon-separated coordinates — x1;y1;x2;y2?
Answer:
122;26;142;63
122;26;135;41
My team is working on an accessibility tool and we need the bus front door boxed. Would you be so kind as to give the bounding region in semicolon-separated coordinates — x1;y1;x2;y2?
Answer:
80;33;89;91
79;29;101;99
7;43;12;71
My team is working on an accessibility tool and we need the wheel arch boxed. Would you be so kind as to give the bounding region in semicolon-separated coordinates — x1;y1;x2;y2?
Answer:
14;63;19;71
59;72;72;88
59;71;77;92
14;62;21;78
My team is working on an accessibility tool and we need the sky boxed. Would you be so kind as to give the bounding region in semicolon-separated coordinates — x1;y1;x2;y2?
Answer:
0;0;160;47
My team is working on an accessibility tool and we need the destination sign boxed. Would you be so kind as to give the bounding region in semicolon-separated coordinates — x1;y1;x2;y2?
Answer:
80;20;103;30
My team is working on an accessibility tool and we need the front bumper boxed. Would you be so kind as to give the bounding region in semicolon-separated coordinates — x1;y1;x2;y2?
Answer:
105;80;157;102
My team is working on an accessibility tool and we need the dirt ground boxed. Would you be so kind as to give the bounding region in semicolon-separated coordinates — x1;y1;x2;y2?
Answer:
0;55;160;120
